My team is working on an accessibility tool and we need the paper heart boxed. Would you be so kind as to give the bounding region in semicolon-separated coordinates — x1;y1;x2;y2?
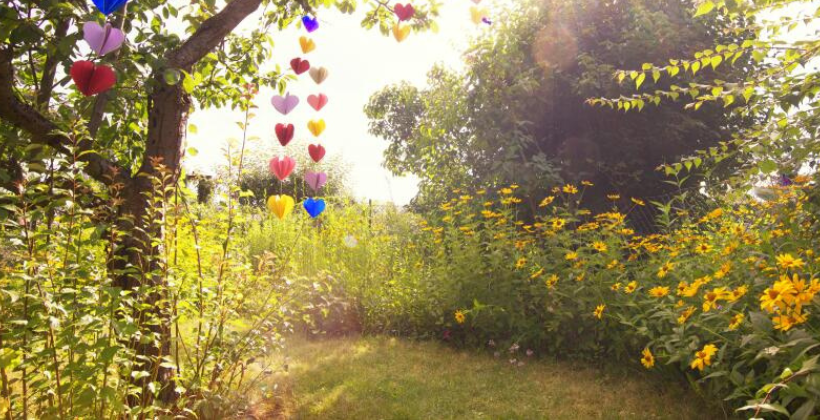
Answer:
299;36;316;54
269;156;296;181
308;144;326;163
275;123;294;147
271;93;299;115
392;24;411;42
302;16;319;33
305;171;328;192
83;22;125;56
70;60;116;97
91;0;128;15
290;58;310;75
470;6;488;25
309;67;329;85
307;93;328;111
307;119;326;137
394;3;415;21
303;197;326;219
267;195;295;220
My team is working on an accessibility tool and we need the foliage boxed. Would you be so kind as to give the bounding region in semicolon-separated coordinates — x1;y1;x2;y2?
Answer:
589;0;820;193
365;0;750;212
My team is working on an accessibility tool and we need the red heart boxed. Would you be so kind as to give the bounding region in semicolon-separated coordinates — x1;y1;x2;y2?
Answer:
290;58;310;75
308;144;326;162
70;60;116;96
307;93;328;111
275;123;294;146
394;3;415;21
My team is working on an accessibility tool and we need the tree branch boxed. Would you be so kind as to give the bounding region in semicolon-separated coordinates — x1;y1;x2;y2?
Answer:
166;0;263;70
0;45;128;186
36;18;70;108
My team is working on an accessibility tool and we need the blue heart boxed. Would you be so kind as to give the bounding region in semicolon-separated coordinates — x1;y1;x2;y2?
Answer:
92;0;128;15
302;16;319;33
303;198;326;219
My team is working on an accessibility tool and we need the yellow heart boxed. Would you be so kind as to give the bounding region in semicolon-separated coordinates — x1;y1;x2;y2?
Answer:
392;24;411;43
267;195;295;220
470;6;488;24
299;36;316;54
308;119;326;137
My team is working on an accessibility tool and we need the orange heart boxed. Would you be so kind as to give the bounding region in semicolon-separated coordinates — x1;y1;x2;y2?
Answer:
299;36;316;54
393;24;411;43
307;119;326;137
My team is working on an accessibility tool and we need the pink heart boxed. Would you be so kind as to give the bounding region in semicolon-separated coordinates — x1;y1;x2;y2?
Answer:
83;21;125;56
307;93;328;111
305;171;327;192
269;156;296;181
271;93;299;115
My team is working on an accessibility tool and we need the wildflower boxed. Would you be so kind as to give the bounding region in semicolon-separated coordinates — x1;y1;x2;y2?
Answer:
593;304;605;319
565;251;579;261
592;241;608;252
515;257;527;269
760;276;797;313
539;196;555;207
641;348;655;369
728;285;748;302
624;281;638;294
690;344;718;371
728;313;744;330
657;261;674;278
454;311;465;324
563;184;578;194
702;287;730;312
477;189;487;195
607;194;621;200
773;310;807;331
500;187;513;195
631;198;645;206
694;243;713;254
510;184;520;190
581;180;594;186
678;306;696;324
550;218;566;230
545;274;559;289
530;267;545;280
611;282;622;291
775;253;804;271
649;286;669;298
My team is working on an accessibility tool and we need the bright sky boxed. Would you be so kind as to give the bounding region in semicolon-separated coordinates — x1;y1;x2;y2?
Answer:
185;2;484;205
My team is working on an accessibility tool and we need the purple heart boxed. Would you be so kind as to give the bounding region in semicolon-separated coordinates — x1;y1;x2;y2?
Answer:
302;16;319;33
83;21;125;56
305;171;327;192
270;93;299;115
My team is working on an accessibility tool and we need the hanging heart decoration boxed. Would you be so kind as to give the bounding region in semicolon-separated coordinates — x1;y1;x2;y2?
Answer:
70;60;116;96
303;198;326;218
392;24;411;42
83;22;125;56
92;0;128;15
302;16;319;33
269;156;296;181
308;144;326;163
307;93;328;111
305;171;328;192
271;93;299;115
307;119;326;137
267;195;295;220
299;36;316;54
290;58;310;75
394;3;415;21
275;123;295;146
470;6;488;25
309;67;329;85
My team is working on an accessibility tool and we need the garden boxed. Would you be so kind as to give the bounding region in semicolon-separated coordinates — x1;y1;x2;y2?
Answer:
2;0;820;418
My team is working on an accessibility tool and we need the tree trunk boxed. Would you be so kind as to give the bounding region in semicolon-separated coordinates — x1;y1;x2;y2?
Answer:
113;76;190;405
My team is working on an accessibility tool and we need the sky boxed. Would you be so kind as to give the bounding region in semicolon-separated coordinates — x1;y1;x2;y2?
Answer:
185;2;488;205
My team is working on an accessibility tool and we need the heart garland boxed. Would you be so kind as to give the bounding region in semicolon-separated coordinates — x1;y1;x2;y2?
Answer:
83;22;125;56
299;36;316;54
309;67;329;85
302;16;319;33
70;60;116;96
307;93;328;111
307;119;326;137
394;3;415;21
275;123;294;146
308;144;326;163
271;93;299;115
269;156;296;181
290;58;310;75
267;195;295;220
303;198;326;218
92;0;128;15
393;24;411;43
305;171;327;192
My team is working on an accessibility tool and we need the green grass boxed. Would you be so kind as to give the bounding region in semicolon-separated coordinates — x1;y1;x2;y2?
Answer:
251;336;721;420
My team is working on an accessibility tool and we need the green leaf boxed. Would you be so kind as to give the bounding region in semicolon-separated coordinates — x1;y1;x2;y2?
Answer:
694;1;715;17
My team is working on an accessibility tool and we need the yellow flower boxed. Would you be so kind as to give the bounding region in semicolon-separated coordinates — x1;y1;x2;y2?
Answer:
515;257;527;269
773;310;807;331
657;261;674;278
728;313;744;330
641;348;655;369
593;304;605;319
499;187;513;195
550;218;566;230
454;310;466;324
624;281;638;294
690;344;718;371
545;274;559;289
702;287;730;312
631;198;645;206
775;253;804;270
611;282;622;291
760;275;797;313
581;180;594;186
510;183;520;190
565;251;579;261
678;306;696;324
563;184;578;194
530;267;545;280
539;196;555;207
694;243;713;254
592;241;608;252
607;194;621;200
649;286;669;298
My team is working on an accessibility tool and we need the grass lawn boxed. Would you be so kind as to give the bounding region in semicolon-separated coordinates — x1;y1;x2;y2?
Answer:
251;336;721;420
